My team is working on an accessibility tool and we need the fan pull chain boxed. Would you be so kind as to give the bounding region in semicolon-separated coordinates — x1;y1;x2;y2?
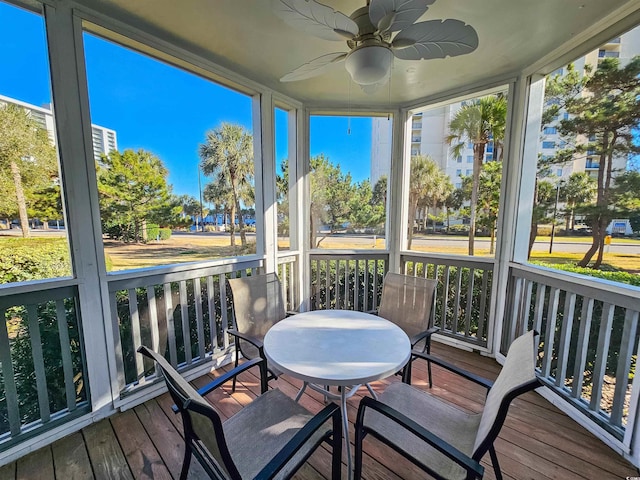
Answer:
347;77;352;135
387;67;392;120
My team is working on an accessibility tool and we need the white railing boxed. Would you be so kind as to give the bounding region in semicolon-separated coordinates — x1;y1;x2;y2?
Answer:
505;263;640;457
309;251;389;312
0;282;89;451
401;253;495;348
106;254;301;398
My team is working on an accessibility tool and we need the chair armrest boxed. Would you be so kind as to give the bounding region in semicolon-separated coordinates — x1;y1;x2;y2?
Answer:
255;403;340;479
358;397;484;479
227;329;264;350
409;326;439;347
171;358;264;413
411;351;493;390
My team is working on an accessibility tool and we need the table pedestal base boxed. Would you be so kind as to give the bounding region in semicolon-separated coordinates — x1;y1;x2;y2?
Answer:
295;382;378;480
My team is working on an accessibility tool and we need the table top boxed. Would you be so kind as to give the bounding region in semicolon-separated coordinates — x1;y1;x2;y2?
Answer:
263;310;411;386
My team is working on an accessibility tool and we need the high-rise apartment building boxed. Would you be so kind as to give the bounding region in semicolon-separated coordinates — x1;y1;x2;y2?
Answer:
371;27;640;192
0;93;117;161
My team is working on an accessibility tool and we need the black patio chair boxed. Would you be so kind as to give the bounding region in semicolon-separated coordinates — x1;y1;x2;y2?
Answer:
227;272;286;393
354;330;540;480
138;346;342;480
378;272;438;386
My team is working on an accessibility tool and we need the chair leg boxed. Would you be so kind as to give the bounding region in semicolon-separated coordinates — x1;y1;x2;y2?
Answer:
354;424;364;480
232;343;240;393
331;409;343;480
426;340;433;388
489;445;503;480
179;444;192;480
402;358;413;385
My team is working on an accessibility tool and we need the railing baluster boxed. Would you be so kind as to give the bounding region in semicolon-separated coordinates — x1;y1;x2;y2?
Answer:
522;279;533;333
146;286;159;354
464;268;475;338
110;293;126;389
179;280;192;364
207;276;218;350
194;277;205;361
453;267;463;335
441;266;451;332
431;264;440;328
0;308;21;436
611;309;639;427
572;297;594;399
373;259;379;312
555;292;576;389
532;283;546;336
590;303;615;412
354;260;360;311
477;270;489;341
55;299;76;412
344;259;349;309
164;283;178;367
364;259;370;312
27;304;50;422
127;289;144;379
541;288;560;378
218;274;229;349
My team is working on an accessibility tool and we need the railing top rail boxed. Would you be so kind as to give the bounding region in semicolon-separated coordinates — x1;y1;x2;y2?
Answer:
510;262;640;311
309;249;389;258
0;277;77;299
0;285;78;310
107;255;265;292
277;252;301;263
400;251;496;268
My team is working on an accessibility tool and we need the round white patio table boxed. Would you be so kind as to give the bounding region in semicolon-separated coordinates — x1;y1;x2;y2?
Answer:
263;309;410;479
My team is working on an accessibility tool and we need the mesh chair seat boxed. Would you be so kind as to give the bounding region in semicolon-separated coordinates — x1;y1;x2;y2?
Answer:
224;389;331;479
355;330;540;480
363;382;481;479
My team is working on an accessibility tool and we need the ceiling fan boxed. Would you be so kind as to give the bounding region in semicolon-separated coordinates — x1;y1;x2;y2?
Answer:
273;0;479;93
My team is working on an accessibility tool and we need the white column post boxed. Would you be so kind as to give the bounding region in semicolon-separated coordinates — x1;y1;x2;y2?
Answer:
44;3;114;415
287;107;305;310
387;108;411;274
299;108;311;311
490;74;543;356
253;92;278;273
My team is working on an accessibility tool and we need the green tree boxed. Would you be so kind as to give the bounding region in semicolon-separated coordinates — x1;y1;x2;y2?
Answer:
446;95;507;255
28;184;62;230
560;172;596;231
348;180;385;232
0;103;57;237
309;155;353;247
97;149;175;242
528;179;557;257
613;170;640;232
407;155;449;249
475;160;502;254
544;57;640;267
199;123;254;247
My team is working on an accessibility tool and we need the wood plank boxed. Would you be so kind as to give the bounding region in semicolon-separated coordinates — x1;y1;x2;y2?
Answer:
83;419;133;480
16;447;53;480
133;401;208;479
0;462;15;480
51;432;93;480
111;410;172;480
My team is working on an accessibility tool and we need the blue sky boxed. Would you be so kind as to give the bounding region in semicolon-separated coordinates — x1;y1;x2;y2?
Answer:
1;2;373;201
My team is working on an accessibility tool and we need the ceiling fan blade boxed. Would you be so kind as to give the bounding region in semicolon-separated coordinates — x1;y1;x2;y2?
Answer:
369;0;435;33
392;19;478;60
280;52;347;82
273;0;359;41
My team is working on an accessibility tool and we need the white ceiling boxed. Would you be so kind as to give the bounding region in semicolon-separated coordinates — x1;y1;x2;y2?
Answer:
76;0;634;108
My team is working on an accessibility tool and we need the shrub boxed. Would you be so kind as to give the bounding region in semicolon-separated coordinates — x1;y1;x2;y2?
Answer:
531;261;640;286
0;239;71;283
146;223;159;240
536;225;553;236
158;228;171;241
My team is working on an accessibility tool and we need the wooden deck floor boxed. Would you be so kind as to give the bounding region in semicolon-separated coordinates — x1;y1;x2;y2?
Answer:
1;342;636;480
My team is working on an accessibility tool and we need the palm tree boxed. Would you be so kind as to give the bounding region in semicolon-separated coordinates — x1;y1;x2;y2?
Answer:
199;123;253;247
560;172;596;231
408;155;449;249
446;95;507;255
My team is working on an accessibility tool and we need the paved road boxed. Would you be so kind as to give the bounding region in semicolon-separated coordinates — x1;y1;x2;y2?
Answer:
4;229;639;255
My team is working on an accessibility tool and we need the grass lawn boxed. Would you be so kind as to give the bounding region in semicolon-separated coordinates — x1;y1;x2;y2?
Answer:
1;232;638;276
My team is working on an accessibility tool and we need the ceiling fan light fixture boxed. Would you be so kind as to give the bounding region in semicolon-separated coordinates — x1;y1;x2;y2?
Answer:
345;45;393;85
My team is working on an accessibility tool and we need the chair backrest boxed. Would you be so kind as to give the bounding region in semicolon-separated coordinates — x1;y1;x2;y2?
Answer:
378;272;437;340
138;346;236;479
227;272;286;340
472;330;540;458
